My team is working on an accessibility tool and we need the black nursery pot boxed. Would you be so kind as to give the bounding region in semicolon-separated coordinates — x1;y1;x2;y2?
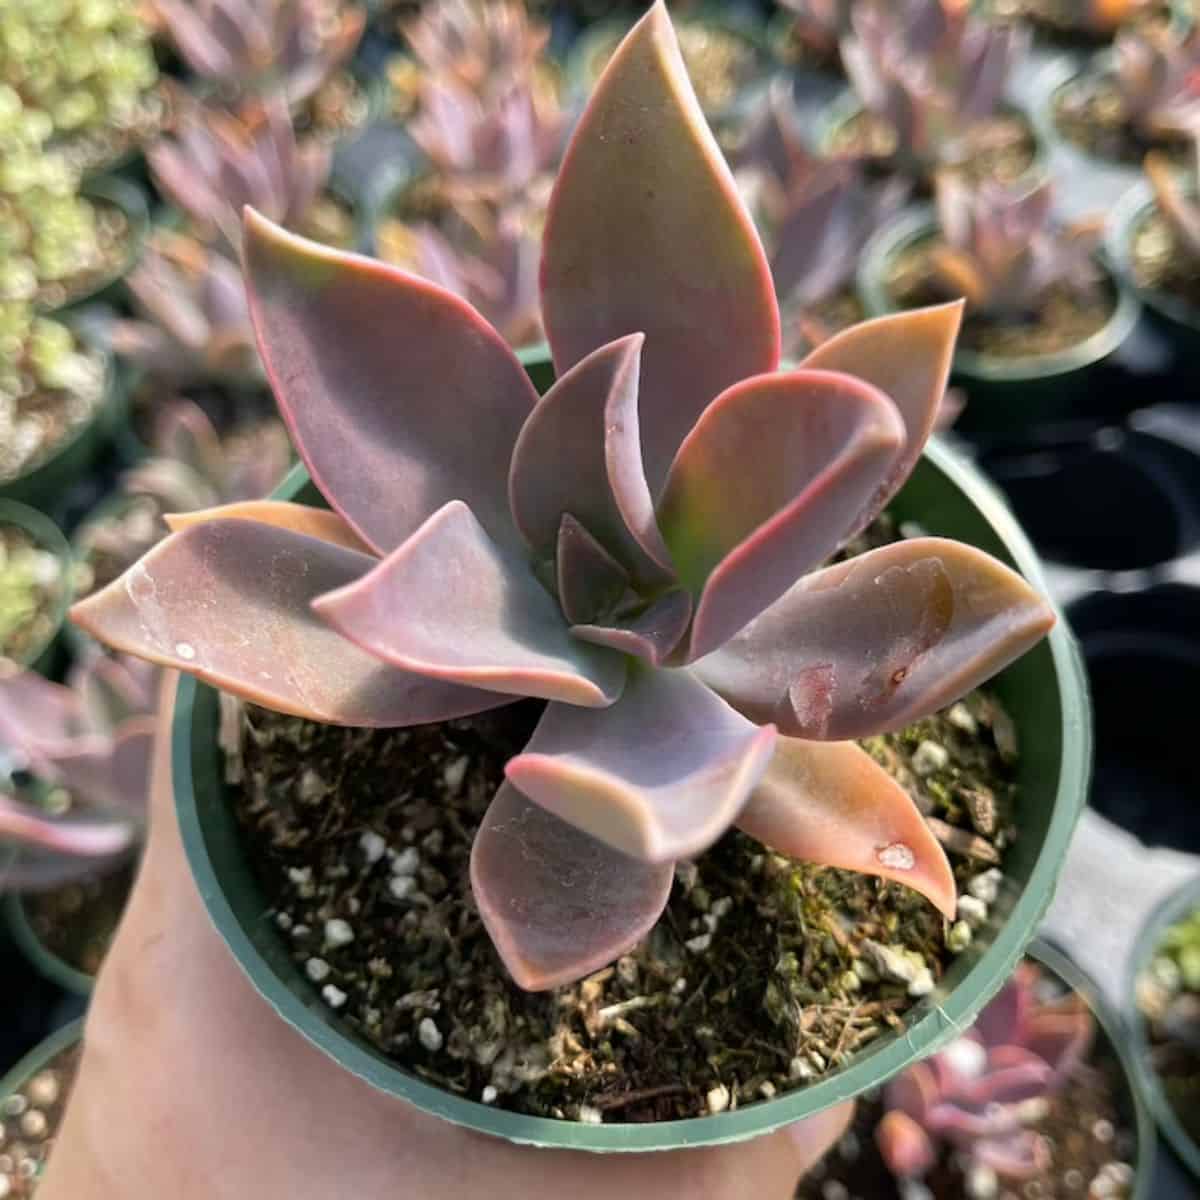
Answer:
170;353;1091;1151
1067;584;1200;854
1127;876;1200;1179
1106;179;1200;371
858;206;1141;437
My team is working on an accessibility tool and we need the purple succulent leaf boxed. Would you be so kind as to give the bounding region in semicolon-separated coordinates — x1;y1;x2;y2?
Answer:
150;0;237;77
729;79;814;192
736;736;956;918
123;459;218;515
926;1101;1024;1141
277;5;365;108
0;794;137;861
540;1;780;493
149;400;224;480
555;515;630;626
876;1110;937;1180
887;1060;938;1123
124;247;211;352
469;782;673;991
973;969;1031;1048
570;588;693;668
770;169;856;305
656;369;906;662
800;304;962;535
313;501;626;708
71;654;157;738
508;334;673;588
692;537;1055;740
70;520;512;726
51;718;157;821
954;1048;1054;1109
163;501;372;554
148;139;229;234
1023;996;1095;1085
505;666;776;863
0;845;131;893
0;673;83;777
973;1131;1051;1179
243;210;538;555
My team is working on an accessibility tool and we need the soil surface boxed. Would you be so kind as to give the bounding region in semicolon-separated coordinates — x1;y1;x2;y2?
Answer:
797;1022;1139;1199
0;523;66;670
230;518;1025;1124
991;0;1175;44
23;863;135;979
34;198;133;312
887;241;1117;359
1053;73;1193;166
1;1039;81;1198
827;110;1037;190
1131;207;1200;314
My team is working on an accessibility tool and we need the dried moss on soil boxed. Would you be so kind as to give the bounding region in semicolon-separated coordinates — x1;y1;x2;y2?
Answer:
797;1038;1138;1199
228;524;1024;1123
887;243;1117;360
0;1041;80;1198
1131;209;1200;315
1053;74;1193;167
23;862;135;979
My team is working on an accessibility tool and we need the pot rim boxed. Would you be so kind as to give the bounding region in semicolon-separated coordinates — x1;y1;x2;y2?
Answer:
1106;177;1200;334
172;423;1091;1151
0;499;74;671
857;203;1141;382
0;1016;85;1103
1125;873;1200;1178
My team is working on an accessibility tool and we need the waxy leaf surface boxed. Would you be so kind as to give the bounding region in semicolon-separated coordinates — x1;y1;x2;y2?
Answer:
470;783;673;990
164;501;373;553
571;588;693;666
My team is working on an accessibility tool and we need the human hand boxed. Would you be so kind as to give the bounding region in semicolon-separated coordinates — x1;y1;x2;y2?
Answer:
39;674;852;1200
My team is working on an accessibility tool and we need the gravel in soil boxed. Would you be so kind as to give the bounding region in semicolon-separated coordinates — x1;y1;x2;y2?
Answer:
827;111;1038;190
229;521;1025;1124
796;1034;1139;1199
23;863;136;980
887;243;1117;360
1131;208;1200;314
0;1040;81;1198
990;0;1175;44
33;199;133;313
0;525;66;670
1053;74;1193;167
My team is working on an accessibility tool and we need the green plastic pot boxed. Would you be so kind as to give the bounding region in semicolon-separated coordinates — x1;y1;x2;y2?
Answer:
1106;178;1200;368
1029;939;1156;1199
0;348;128;515
0;1016;85;1105
2;891;94;996
171;353;1091;1151
857;205;1141;435
1127;874;1200;1180
0;499;74;678
43;174;149;319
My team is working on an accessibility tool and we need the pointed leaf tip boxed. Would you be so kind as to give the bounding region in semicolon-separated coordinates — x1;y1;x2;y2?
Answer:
471;783;673;990
540;0;779;493
243;211;538;557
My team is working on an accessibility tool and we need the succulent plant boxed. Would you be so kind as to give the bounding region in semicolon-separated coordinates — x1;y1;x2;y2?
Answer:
732;85;910;345
1110;24;1200;139
1145;139;1200;265
877;961;1094;1181
148;97;332;255
110;231;258;385
0;0;162;175
148;0;365;115
928;174;1103;319
841;0;1029;174
776;0;854;60
72;3;1055;992
1032;0;1156;35
0;302;107;486
0;527;65;670
0;654;156;891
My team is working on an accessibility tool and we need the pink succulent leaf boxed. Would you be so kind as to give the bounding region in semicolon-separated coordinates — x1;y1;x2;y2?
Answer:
0;673;84;776
0;846;130;892
0;794;137;861
163;501;372;554
972;1131;1050;1179
51;718;157;821
124;246;211;352
693;537;1055;740
71;654;157;738
887;1060;939;1123
555;514;630;627
70;520;511;726
540;1;780;493
656;369;906;662
926;1102;1024;1141
279;5;365;108
736;737;956;918
123;459;218;515
505;666;776;862
570;588;693;668
1023;997;1095;1084
800;303;963;534
150;400;224;481
243;210;539;555
147;140;228;233
876;1110;937;1180
955;1047;1054;1108
973;967;1031;1048
470;782;673;991
150;0;236;78
314;501;626;708
509;334;673;588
